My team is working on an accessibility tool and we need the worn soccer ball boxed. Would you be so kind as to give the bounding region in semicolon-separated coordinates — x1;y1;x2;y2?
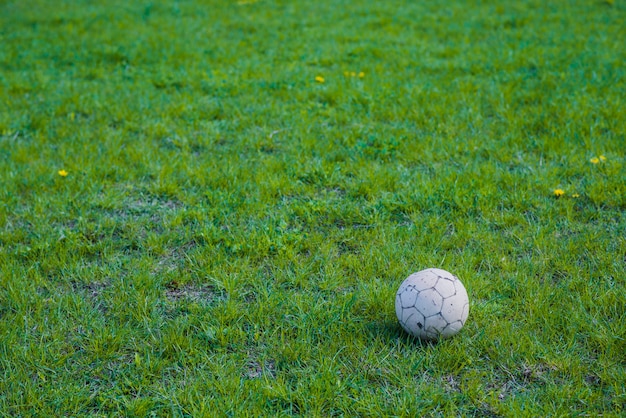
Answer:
395;268;470;341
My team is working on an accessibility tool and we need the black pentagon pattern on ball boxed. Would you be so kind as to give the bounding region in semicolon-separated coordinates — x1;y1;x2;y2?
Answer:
398;271;468;340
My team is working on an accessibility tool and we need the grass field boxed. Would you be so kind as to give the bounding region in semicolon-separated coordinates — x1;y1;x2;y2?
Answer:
1;0;625;416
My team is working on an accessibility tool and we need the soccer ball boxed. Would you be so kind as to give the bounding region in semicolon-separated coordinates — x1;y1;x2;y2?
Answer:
395;268;470;341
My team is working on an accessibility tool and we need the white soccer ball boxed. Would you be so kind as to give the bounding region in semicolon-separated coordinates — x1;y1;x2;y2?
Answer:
395;268;470;341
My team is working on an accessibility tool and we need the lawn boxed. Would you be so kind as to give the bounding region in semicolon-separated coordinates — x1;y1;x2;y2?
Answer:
1;0;625;416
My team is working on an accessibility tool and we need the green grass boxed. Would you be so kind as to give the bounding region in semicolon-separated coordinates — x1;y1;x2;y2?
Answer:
1;0;625;415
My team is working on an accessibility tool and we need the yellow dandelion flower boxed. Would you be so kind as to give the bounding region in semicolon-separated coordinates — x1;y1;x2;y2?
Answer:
553;189;565;197
599;155;606;162
358;72;365;78
58;169;68;177
350;71;356;77
572;193;580;198
315;76;325;83
590;157;599;164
